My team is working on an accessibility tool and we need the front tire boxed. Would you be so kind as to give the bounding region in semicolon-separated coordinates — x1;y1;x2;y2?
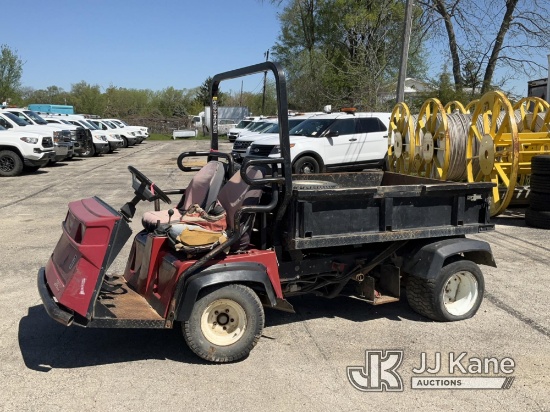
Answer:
121;137;129;148
293;156;320;174
406;260;484;321
0;150;23;177
80;144;95;158
183;284;264;363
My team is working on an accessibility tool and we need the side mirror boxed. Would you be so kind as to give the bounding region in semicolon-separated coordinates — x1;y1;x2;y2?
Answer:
326;130;339;137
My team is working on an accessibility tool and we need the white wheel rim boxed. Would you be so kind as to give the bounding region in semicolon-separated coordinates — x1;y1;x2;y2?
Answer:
200;299;247;346
442;271;479;316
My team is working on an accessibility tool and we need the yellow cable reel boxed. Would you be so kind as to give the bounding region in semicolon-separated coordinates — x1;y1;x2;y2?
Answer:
512;97;550;179
388;102;415;174
413;98;450;179
466;91;519;217
444;101;467;114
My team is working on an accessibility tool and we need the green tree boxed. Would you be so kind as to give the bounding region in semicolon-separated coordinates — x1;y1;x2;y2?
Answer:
272;0;429;111
70;81;105;115
194;77;227;108
0;45;24;103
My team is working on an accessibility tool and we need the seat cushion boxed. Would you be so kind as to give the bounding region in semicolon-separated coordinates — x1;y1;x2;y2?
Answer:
142;208;183;231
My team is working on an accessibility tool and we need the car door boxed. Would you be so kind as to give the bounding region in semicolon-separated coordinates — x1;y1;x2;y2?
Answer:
322;118;360;165
357;117;389;162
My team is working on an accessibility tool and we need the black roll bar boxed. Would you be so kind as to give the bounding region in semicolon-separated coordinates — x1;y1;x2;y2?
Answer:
210;62;293;222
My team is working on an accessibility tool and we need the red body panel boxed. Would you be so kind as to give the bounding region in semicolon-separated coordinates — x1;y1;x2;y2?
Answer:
45;198;120;318
124;233;283;318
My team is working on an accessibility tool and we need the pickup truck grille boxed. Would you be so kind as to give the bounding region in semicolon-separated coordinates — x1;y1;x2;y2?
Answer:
248;145;273;157
42;137;53;148
61;130;72;142
233;141;252;150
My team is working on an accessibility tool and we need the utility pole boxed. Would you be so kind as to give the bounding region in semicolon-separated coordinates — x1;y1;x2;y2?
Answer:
262;49;270;114
396;0;414;103
239;80;243;106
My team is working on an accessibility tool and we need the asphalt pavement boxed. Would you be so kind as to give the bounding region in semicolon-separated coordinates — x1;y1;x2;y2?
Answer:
1;140;548;411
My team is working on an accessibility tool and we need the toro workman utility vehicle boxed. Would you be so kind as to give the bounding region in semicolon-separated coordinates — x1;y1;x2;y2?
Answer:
38;62;496;363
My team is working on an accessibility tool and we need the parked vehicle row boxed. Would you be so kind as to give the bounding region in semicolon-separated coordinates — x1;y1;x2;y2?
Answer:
0;108;149;177
231;108;391;174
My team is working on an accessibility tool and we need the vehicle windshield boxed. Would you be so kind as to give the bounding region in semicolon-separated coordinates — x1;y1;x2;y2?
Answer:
236;120;252;129
248;122;270;132
3;112;29;126
23;110;48;125
266;118;306;134
111;120;124;127
103;120;118;128
257;122;277;133
289;118;335;137
82;120;99;129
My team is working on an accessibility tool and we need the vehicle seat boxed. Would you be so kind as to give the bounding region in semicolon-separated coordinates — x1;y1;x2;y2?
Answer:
141;160;225;231
168;165;266;251
217;165;265;250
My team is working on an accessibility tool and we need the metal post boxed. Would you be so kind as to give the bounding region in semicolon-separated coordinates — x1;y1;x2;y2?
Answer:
546;54;550;103
262;50;270;114
396;0;414;103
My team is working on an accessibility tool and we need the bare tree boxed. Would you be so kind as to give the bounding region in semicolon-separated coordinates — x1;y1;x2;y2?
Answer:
418;0;550;93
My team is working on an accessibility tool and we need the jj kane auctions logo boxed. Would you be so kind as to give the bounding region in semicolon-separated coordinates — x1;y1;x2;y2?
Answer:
347;350;515;391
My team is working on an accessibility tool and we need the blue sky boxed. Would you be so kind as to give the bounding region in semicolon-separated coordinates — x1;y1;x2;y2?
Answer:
3;0;548;97
4;0;280;95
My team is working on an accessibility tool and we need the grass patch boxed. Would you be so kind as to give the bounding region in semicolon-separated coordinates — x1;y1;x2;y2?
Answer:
148;133;222;141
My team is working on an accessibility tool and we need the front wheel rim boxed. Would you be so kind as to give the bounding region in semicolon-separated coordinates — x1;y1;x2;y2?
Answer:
0;156;15;172
200;299;247;346
442;271;479;316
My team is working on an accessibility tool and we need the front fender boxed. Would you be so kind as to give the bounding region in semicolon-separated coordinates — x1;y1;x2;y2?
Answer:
176;262;277;321
402;237;496;279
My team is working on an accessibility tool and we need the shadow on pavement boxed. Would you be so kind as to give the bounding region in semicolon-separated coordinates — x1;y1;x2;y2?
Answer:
20;292;424;371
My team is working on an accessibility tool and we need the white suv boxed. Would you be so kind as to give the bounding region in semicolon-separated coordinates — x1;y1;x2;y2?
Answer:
231;114;320;162
0;127;55;176
246;111;390;174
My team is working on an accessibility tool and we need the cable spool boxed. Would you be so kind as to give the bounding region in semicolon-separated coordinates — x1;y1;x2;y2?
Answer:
466;91;519;217
444;101;467;114
388;102;416;173
512;97;550;179
465;99;478;114
413;98;449;179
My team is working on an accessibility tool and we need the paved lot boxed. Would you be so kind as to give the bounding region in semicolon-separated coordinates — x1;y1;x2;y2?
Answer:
1;140;549;411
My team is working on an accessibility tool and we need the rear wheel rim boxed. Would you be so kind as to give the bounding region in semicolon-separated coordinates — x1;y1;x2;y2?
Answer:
0;156;15;172
300;161;316;174
200;299;247;346
442;271;479;316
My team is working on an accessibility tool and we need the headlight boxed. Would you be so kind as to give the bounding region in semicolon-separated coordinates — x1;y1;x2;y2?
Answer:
100;135;107;142
269;144;294;155
20;137;39;144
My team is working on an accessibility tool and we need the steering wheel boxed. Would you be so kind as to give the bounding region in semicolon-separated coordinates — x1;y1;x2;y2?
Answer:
128;166;171;204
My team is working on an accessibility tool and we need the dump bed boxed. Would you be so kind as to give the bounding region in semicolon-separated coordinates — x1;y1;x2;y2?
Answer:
283;171;494;250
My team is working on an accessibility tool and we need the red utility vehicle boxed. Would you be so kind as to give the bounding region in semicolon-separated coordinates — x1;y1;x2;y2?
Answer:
38;63;496;362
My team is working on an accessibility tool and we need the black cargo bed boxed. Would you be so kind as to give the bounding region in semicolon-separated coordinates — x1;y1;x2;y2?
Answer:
283;171;494;250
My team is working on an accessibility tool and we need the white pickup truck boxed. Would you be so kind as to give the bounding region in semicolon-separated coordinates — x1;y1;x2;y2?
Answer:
0;112;71;163
0;127;55;176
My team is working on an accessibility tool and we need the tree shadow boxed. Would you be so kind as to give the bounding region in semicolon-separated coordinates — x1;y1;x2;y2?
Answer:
491;207;527;227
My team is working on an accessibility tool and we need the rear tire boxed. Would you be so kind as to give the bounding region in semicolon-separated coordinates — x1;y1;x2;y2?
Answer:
0;150;23;177
183;284;264;363
293;156;320;174
406;260;484;322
